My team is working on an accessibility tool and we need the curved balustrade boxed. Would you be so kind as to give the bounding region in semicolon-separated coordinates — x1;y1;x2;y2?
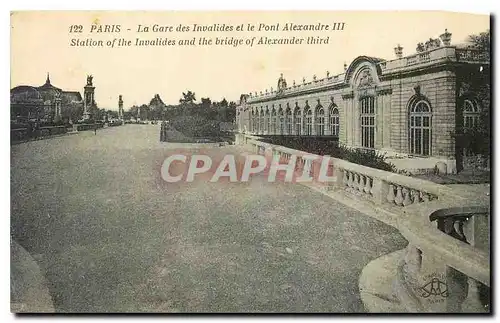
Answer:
239;134;490;313
242;134;475;205
397;203;490;313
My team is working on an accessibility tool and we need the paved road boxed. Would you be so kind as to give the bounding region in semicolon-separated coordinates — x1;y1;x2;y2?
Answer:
11;125;407;313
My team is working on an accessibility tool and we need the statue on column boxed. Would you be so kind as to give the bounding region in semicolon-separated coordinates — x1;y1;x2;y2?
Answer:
87;75;93;86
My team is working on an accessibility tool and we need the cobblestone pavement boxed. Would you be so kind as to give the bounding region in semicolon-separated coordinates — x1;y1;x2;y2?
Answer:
11;125;407;313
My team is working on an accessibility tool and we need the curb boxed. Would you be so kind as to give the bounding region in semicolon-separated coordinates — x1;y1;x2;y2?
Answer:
10;240;55;313
358;249;408;313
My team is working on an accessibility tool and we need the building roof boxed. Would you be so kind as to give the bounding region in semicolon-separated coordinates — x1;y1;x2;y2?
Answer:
62;91;83;103
10;85;43;102
11;73;83;104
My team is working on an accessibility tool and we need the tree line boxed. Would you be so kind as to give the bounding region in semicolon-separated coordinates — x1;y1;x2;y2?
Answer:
124;90;237;124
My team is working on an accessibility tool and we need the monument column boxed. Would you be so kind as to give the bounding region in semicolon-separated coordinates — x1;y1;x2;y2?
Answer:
83;75;95;120
118;95;124;120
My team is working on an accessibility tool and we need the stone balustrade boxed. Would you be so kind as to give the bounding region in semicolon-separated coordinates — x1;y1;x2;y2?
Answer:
11;125;69;143
237;133;489;313
455;48;490;63
245;47;489;104
73;123;104;132
239;134;471;206
247;73;346;103
397;202;490;313
380;46;489;73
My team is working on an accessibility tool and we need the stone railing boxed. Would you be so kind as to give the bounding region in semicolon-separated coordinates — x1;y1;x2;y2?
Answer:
246;47;490;104
379;46;489;74
236;133;489;313
247;73;346;103
73;123;104;132
396;202;490;313
11;125;69;143
455;48;490;63
238;134;472;209
237;134;490;313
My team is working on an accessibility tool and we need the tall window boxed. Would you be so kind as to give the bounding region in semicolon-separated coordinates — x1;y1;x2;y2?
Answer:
329;106;340;136
278;108;284;135
304;107;313;135
463;99;480;129
409;99;431;156
264;108;269;133
360;97;375;148
286;107;293;135
259;109;264;133
294;107;302;135
463;99;480;157
271;108;277;134
316;106;325;135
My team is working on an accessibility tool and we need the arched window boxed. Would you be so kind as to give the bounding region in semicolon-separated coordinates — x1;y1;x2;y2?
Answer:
278;107;284;135
305;107;313;135
294;106;302;135
316;106;325;136
286;106;292;135
329;105;339;136
271;107;277;134
463;99;480;129
409;99;432;156
360;97;375;148
259;108;264;134
264;107;270;133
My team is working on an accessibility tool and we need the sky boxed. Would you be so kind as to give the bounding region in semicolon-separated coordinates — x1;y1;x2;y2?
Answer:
10;11;490;110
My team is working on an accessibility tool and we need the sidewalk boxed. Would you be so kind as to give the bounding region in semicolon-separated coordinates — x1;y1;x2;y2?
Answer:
11;240;55;313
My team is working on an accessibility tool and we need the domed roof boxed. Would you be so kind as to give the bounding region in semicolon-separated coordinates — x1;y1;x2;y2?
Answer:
10;85;43;102
37;73;62;100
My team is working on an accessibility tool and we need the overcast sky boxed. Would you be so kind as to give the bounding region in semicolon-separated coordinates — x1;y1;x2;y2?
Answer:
11;11;489;110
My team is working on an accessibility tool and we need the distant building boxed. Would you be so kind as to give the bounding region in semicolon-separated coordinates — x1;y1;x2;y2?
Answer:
10;74;92;123
236;29;490;173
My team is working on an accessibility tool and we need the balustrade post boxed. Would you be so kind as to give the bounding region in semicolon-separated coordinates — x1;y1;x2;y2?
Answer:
346;171;354;193
404;244;422;276
331;167;344;191
372;178;389;205
394;186;404;206
357;175;365;194
402;187;412;206
461;277;488;313
364;176;372;195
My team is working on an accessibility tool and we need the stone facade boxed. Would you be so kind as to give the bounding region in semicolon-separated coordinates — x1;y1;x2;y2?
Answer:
236;39;489;173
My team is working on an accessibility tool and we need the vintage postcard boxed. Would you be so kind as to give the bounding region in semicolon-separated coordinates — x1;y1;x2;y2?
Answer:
10;11;491;314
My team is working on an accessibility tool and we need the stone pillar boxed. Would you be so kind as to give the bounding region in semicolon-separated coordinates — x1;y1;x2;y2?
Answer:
309;102;316;136
118;95;124;120
375;94;384;149
341;92;354;146
54;97;62;122
382;90;392;150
